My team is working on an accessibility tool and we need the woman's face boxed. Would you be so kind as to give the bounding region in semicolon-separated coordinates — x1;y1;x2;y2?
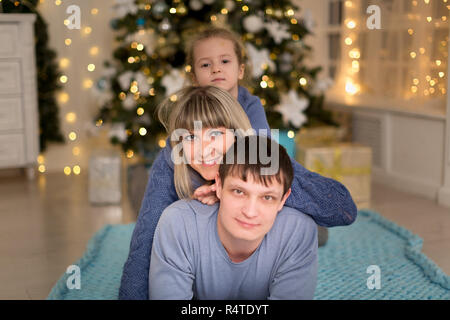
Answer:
182;127;235;181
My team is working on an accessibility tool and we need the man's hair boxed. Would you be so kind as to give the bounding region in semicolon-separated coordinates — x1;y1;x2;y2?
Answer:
219;135;294;196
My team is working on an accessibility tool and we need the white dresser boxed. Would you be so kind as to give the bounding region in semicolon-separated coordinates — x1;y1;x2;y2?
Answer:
0;14;39;179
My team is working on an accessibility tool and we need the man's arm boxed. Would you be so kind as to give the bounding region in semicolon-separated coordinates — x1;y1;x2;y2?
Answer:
119;149;179;300
149;203;196;300
268;214;318;300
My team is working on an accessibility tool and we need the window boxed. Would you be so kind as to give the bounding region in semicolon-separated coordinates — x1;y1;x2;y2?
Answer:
326;0;449;114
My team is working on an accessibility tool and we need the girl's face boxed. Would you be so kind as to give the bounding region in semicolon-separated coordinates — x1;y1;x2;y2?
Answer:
182;127;235;181
192;37;245;99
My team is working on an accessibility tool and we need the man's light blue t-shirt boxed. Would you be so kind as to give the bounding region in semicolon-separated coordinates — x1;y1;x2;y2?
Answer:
149;199;318;300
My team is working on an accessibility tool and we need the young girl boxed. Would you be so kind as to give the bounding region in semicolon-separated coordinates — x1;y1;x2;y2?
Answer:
119;27;357;300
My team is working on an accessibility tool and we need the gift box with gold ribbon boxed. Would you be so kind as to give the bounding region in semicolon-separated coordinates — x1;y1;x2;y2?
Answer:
296;142;372;209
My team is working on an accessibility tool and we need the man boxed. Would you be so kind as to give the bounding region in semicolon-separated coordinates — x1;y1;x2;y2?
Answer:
149;135;318;300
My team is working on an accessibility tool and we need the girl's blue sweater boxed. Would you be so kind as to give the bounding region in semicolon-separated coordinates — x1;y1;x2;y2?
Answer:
119;86;357;300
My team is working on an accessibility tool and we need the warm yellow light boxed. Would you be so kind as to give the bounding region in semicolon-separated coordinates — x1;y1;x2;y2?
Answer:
83;79;93;89
260;81;268;88
128;57;135;64
87;64;96;72
424;0;430;4
426;17;432;22
68;132;77;141
59;58;70;68
436;60;442;66
73;165;81;175
130;85;138;94
66;112;77;123
64;166;71;176
345;1;353;7
60;75;68;84
410;52;417;59
287;130;295;139
64;19;70;26
290;18;298;24
408;28;414;35
139;128;147;136
91;8;99;15
55;0;61;5
72;147;80;156
169;7;176;14
430;80;436;86
242;5;249;11
430;87;435;94
439;72;445;78
84;27;92;35
136;43;144;51
442;16;447;22
158;139;166;148
286;9;295;16
221;8;228;14
352;60;360;72
65;38;72;46
38;165;46;173
89;46;99;56
345;37;353;45
345;80;359;95
419;47;425;54
37;155;45;164
59;92;69;104
126;150;134;159
96;119;103;127
426;75;432;81
170;94;177;102
210;15;217;21
411;86;418;93
346;20;356;29
413;78;419;85
299;77;307;86
349;49;360;59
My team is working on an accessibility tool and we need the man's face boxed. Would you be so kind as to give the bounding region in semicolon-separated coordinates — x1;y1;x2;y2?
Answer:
215;172;291;246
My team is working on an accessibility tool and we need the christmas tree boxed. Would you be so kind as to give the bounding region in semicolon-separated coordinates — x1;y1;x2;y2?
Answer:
94;0;336;157
1;0;65;152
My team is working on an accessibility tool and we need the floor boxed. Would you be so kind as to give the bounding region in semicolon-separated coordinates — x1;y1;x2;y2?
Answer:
0;170;449;300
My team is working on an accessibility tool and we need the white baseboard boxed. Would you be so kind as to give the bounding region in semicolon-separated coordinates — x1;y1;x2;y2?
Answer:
372;167;440;200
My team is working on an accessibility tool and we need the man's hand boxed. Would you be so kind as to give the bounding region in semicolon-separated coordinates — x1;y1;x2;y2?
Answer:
193;183;219;205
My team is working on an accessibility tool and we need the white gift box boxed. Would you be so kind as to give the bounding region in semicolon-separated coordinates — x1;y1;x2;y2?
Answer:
88;150;122;205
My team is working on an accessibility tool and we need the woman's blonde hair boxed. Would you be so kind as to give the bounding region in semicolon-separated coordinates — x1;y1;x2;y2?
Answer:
157;86;253;199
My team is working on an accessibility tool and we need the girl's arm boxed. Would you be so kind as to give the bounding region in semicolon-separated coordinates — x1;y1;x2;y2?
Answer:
242;92;357;227
119;149;178;300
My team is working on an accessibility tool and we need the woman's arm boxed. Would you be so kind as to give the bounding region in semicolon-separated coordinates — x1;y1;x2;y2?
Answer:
285;157;357;227
119;149;179;300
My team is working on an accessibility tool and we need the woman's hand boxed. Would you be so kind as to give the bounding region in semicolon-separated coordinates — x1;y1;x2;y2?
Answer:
193;183;219;205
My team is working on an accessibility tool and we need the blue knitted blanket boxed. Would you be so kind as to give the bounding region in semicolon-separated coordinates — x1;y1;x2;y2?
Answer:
47;210;450;300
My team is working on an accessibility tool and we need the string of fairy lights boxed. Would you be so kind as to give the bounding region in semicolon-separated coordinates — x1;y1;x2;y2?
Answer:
342;0;449;99
37;0;100;175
